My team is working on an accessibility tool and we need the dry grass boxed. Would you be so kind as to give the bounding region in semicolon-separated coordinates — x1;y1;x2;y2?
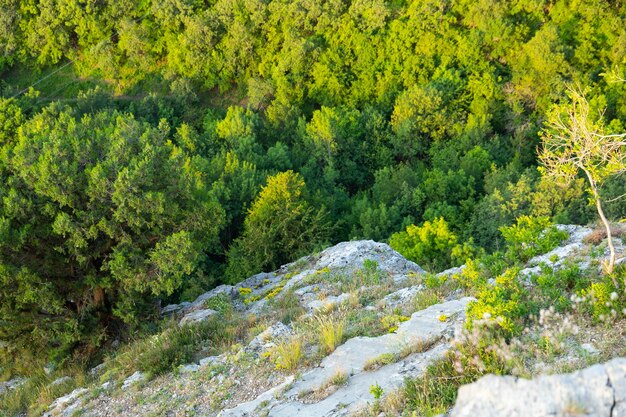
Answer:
271;337;303;371
582;224;625;245
363;337;442;372
399;336;443;359
364;352;398;371
316;314;346;354
298;369;348;401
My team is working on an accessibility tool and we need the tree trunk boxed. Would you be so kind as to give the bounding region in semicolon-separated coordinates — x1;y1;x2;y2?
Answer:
584;169;619;287
93;286;106;307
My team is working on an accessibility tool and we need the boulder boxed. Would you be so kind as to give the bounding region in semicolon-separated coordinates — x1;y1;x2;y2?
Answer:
0;377;26;395
450;357;626;417
179;308;218;326
247;322;293;353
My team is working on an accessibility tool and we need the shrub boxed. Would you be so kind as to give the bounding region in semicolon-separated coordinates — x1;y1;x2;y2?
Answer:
103;317;233;379
499;216;568;263
390;218;475;272
0;109;225;364
465;268;528;335
453;259;488;291
575;267;626;322
380;314;410;333
225;171;330;283
204;293;233;315
532;263;590;312
364;353;398;371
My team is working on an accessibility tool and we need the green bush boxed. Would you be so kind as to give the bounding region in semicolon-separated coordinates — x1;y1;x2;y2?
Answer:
575;266;626;321
0;108;224;365
532;263;590;312
225;171;330;282
500;216;568;264
466;268;528;335
390;218;476;272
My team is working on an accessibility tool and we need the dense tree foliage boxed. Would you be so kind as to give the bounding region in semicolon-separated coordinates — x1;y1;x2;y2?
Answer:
226;170;330;282
0;104;224;362
1;0;626;365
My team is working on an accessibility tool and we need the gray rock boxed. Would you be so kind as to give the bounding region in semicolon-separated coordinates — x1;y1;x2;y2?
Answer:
50;376;73;387
186;286;233;313
581;343;599;355
43;387;88;417
0;377;26;395
527;225;592;268
179;308;218;326
121;371;145;390
306;293;351;313
313;240;425;277
89;363;106;377
379;285;424;310
247;322;293;353
220;298;472;417
180;364;200;373
199;355;222;367
450;357;626;417
161;302;189;315
437;265;466;277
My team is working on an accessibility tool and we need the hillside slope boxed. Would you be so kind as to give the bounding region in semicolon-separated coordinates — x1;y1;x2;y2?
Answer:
34;226;626;416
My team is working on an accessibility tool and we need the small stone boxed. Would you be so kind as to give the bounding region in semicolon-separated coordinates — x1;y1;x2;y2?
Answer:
0;377;26;395
581;343;599;355
179;308;218;326
50;376;73;387
199;356;221;367
121;371;145;390
89;363;106;377
180;364;200;373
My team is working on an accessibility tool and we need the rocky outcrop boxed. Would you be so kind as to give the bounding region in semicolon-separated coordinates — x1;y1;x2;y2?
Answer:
163;240;425;324
450;357;626;417
220;298;472;417
43;388;88;417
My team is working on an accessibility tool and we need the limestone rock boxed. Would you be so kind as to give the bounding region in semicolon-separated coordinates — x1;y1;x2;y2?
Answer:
179;308;218;326
50;376;73;387
313;240;424;277
179;364;199;373
0;377;26;395
220;298;472;417
450;357;626;417
247;322;293;353
43;387;88;417
527;225;592;268
379;285;424;309
306;293;351;313
121;371;145;390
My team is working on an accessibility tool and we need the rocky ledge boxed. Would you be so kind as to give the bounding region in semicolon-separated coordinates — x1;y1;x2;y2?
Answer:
451;357;626;417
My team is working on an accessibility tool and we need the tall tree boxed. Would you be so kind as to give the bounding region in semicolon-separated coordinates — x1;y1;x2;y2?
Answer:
226;170;330;282
0;105;224;360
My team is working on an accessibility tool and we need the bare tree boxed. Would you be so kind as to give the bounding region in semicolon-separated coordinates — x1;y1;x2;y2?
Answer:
539;88;626;284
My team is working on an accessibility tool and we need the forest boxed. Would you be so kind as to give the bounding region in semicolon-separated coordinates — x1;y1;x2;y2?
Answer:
1;0;626;374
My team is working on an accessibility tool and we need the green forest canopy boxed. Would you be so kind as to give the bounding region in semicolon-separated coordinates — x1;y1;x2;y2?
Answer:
1;0;626;365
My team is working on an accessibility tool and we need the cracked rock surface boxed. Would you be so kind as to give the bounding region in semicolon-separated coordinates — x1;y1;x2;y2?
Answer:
219;298;472;417
450;357;626;417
